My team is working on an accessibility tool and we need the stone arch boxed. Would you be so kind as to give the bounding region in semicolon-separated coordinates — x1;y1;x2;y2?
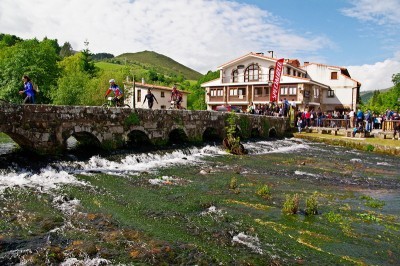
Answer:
268;127;277;138
126;130;151;148
202;127;221;142
65;131;101;150
168;128;188;144
2;132;27;150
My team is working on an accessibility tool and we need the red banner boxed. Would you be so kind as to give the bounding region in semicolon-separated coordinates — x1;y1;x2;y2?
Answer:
270;58;284;102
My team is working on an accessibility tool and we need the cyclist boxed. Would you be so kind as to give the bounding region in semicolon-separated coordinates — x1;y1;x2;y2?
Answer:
170;86;182;109
104;79;124;106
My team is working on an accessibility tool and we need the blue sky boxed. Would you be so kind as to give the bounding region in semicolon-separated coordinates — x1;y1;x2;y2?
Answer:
0;0;399;91
247;0;398;67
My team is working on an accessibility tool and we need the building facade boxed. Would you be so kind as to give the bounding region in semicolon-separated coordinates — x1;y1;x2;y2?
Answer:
123;79;189;110
201;52;361;113
300;63;361;111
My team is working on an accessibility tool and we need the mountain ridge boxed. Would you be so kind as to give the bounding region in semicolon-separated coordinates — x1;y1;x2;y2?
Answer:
114;50;203;80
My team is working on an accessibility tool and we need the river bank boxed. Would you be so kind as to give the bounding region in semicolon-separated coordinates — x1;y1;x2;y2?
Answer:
293;132;400;156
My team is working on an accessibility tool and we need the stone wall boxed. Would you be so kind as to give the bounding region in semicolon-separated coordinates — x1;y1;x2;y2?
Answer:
0;104;290;154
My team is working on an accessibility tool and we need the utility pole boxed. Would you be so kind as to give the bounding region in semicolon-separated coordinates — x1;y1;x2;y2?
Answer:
132;74;135;109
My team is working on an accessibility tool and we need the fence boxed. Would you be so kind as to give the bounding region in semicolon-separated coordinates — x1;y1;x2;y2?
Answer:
308;118;398;131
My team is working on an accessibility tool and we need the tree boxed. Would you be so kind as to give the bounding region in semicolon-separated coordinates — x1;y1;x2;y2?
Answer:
92;53;114;61
363;72;400;113
81;40;97;77
0;38;60;103
0;34;22;47
187;70;218;110
52;53;91;105
59;42;74;58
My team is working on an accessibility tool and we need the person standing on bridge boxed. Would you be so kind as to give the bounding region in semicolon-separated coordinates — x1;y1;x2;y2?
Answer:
105;79;124;107
19;75;35;104
143;88;158;109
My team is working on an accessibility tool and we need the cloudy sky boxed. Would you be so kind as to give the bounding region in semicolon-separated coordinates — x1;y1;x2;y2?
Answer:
1;0;399;91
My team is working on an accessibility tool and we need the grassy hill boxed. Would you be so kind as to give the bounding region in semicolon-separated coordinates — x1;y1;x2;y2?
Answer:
114;51;203;81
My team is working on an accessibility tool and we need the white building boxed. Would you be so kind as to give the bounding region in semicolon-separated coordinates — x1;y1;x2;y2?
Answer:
123;80;189;109
201;52;361;112
301;63;361;111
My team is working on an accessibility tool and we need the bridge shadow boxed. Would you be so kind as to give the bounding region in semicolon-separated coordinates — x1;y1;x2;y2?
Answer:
202;127;222;142
127;130;152;148
169;128;188;144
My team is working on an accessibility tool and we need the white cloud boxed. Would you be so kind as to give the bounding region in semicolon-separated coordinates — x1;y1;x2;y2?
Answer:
0;0;332;73
341;0;400;25
347;52;400;91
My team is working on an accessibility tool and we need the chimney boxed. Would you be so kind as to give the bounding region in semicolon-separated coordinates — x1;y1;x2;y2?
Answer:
304;62;310;65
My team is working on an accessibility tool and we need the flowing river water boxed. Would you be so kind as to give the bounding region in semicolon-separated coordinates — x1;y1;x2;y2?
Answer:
0;135;399;265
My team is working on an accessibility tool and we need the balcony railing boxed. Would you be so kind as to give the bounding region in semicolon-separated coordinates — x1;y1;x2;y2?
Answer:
222;73;273;84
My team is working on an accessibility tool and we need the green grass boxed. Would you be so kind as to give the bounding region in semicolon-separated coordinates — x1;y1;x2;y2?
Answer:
95;61;127;70
0;132;12;143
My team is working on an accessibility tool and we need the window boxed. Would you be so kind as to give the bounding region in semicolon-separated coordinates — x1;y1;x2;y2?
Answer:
229;88;238;96
280;86;297;96
211;88;223;97
269;67;274;81
232;69;239;83
161;105;166;109
327;89;335;97
161;91;165;97
137;90;141;102
244;64;260;82
331;72;338;79
314;87;320;98
238;88;246;96
255;87;262;96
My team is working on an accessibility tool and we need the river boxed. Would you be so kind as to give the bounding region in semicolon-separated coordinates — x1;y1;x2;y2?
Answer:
0;135;399;265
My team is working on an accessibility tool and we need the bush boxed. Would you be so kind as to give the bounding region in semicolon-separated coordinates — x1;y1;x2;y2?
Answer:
256;184;272;199
282;194;299;214
229;177;238;189
305;192;318;215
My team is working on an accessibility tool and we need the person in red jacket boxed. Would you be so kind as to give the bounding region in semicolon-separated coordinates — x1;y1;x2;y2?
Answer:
104;79;124;106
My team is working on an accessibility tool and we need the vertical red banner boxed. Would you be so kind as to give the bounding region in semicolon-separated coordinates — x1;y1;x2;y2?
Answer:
270;58;284;102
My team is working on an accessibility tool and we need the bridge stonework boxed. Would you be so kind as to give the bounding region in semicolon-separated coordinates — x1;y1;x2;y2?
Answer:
0;104;291;154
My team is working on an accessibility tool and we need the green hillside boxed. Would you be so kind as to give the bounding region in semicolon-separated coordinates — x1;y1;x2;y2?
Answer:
360;87;391;103
114;50;202;80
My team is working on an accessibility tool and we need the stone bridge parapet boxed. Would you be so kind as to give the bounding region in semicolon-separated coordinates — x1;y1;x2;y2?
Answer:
0;104;290;154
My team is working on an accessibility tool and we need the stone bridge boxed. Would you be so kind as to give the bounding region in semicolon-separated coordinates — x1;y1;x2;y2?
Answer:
0;104;291;154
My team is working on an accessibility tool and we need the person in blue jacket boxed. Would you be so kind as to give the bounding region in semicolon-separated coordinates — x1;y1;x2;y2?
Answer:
19;75;35;104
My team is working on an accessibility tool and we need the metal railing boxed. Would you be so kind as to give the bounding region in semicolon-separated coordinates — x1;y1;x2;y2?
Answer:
222;73;273;83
